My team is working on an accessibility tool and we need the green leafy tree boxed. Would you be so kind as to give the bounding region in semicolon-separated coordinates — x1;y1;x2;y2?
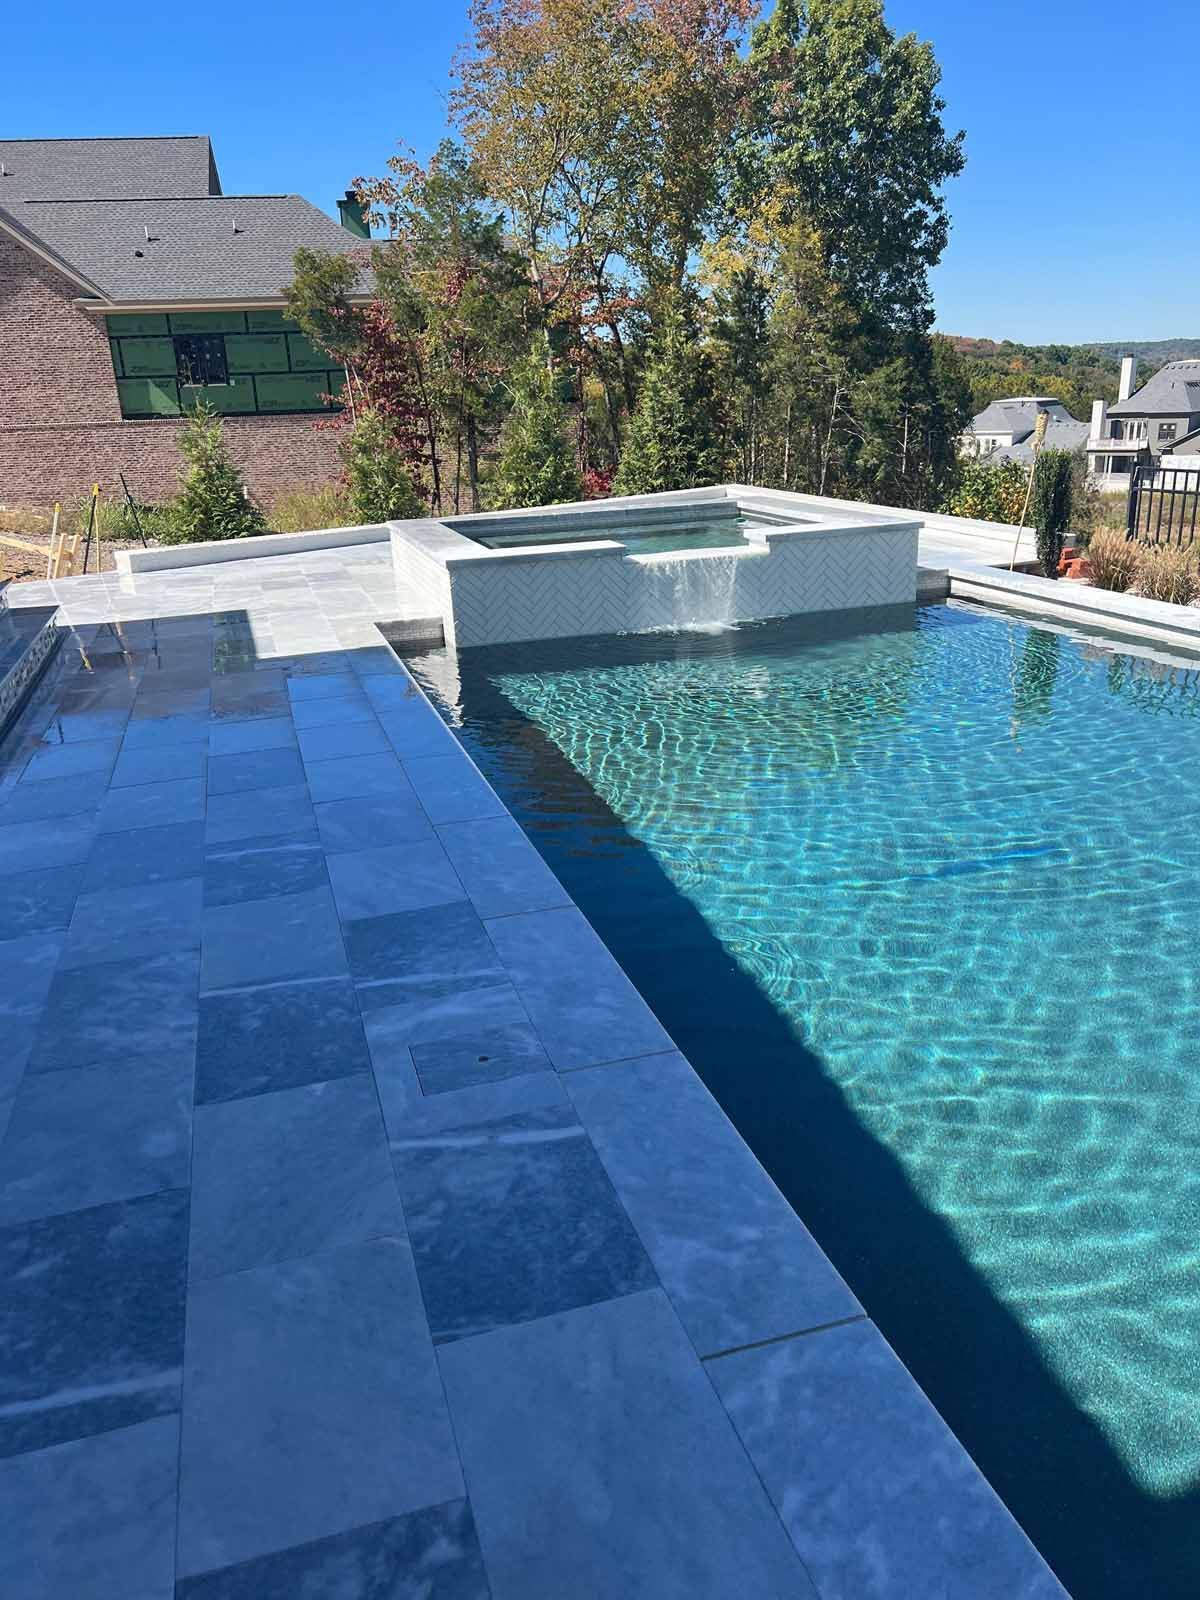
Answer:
287;249;437;503
285;248;366;368
168;402;267;544
748;0;964;335
615;301;719;494
341;409;425;522
487;334;582;509
1031;449;1073;579
712;266;770;481
849;336;973;508
363;140;530;512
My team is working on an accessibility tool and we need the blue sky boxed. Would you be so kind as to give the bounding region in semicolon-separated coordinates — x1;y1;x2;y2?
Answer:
7;0;1193;344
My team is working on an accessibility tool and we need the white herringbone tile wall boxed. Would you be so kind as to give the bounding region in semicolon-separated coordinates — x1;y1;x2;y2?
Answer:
396;523;918;649
447;551;631;648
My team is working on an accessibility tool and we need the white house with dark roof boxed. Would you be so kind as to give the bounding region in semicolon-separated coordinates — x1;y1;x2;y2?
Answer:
959;396;1088;463
0;134;370;506
1087;356;1200;488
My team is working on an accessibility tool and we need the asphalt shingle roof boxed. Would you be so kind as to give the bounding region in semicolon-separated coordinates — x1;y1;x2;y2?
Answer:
989;416;1090;465
0;136;219;199
3;194;369;303
1107;361;1200;418
967;397;1079;442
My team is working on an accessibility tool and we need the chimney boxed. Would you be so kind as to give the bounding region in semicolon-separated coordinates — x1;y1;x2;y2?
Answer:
1119;355;1139;402
1090;399;1108;441
337;190;369;239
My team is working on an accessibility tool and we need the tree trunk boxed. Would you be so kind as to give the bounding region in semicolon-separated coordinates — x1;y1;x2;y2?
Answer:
410;346;442;514
820;384;842;498
466;414;480;512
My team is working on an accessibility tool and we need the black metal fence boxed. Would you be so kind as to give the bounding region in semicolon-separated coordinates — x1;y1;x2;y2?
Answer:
1126;464;1200;548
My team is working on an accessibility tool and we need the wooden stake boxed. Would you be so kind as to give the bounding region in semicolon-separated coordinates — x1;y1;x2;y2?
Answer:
46;503;60;579
80;484;100;574
1010;412;1049;571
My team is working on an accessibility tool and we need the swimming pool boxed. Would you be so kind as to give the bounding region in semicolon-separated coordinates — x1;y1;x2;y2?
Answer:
408;601;1200;1599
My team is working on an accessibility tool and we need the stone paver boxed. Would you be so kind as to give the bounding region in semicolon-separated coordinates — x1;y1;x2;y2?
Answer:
0;544;1063;1596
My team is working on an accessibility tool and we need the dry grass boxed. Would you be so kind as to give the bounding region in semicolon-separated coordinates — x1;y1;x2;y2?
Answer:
1135;543;1200;606
269;483;354;533
1085;527;1140;592
0;504;57;538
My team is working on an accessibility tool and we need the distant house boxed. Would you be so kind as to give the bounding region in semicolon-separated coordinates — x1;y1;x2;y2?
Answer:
1087;357;1200;489
959;396;1088;463
1163;426;1200;462
0;135;370;507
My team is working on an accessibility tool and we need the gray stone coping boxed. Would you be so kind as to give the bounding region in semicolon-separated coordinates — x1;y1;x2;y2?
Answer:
392;487;922;576
948;559;1200;650
116;522;390;574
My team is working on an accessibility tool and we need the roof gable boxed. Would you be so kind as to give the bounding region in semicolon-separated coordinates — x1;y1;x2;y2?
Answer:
988;416;1090;465
0;136;219;200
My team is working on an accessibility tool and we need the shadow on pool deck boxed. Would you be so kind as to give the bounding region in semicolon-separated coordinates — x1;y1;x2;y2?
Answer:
424;626;1200;1600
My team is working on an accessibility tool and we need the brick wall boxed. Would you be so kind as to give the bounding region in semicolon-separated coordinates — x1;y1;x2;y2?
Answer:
0;233;342;508
0;233;121;428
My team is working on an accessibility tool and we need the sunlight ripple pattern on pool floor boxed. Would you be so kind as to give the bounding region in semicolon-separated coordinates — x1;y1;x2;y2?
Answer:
410;604;1200;1504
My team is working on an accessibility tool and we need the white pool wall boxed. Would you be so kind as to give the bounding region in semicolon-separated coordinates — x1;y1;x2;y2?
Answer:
390;487;922;648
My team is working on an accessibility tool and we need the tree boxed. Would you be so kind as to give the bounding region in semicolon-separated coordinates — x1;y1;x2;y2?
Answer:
487;334;582;509
452;0;754;311
1031;449;1073;579
168;402;267;544
849;335;973;508
286;253;436;504
359;141;530;512
294;0;969;516
285;248;367;370
614;300;719;494
713;266;770;481
748;0;965;335
340;410;425;522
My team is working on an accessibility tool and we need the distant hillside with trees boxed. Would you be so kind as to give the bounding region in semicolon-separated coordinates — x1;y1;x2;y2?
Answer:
945;335;1200;421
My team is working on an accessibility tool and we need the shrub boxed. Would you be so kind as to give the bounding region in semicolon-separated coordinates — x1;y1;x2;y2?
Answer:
614;300;718;496
68;493;168;558
167;402;268;544
1135;543;1200;606
340;410;425;522
1030;448;1073;580
487;334;582;510
1086;527;1139;592
1068;446;1103;546
582;466;615;501
269;483;354;533
101;497;181;544
942;458;1029;524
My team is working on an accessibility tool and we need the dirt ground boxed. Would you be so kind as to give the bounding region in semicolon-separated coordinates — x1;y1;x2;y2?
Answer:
0;528;145;584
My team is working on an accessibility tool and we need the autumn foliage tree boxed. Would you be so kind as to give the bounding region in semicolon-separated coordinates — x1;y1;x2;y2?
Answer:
292;0;970;513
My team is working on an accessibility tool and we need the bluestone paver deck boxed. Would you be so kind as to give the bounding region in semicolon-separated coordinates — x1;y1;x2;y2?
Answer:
0;543;1065;1596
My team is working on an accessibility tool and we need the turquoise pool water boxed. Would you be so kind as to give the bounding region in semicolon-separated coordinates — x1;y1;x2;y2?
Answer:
408;602;1200;1598
473;514;762;554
